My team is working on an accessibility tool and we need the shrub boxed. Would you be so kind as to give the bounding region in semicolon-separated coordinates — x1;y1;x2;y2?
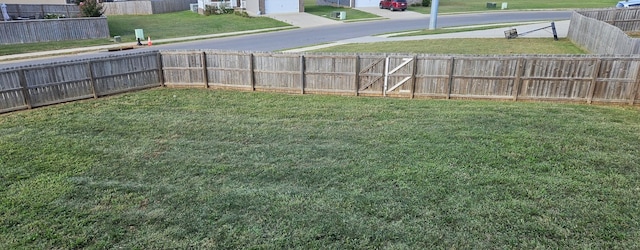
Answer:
234;10;251;18
44;13;66;19
78;0;104;17
204;5;234;15
422;0;431;7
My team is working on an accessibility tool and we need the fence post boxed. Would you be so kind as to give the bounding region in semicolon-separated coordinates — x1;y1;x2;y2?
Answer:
383;56;389;97
354;55;360;96
201;51;209;88
587;59;602;104
87;61;98;99
628;61;640;105
410;55;418;99
157;52;165;87
512;57;525;101
300;55;305;94
447;57;455;99
249;53;255;91
18;70;32;109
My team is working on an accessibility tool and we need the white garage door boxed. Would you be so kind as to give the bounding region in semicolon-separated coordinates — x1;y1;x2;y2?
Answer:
355;0;379;8
265;0;299;14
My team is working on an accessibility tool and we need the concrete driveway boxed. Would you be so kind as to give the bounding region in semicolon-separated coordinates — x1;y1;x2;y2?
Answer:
267;12;341;28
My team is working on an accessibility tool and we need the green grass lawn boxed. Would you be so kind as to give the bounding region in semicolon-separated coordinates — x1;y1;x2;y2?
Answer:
0;38;115;57
304;0;379;20
107;11;290;42
409;0;615;14
1;88;639;248
312;38;587;54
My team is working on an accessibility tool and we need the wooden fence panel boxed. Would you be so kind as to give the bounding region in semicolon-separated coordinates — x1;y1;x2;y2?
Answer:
4;4;80;19
0;51;161;114
151;0;196;14
384;56;415;97
518;57;595;101
592;59;640;103
357;55;386;96
450;57;518;99
206;52;252;89
578;8;640;31
92;53;161;96
304;55;356;94
104;0;196;15
0;18;109;44
253;53;301;92
23;63;93;107
569;11;640;55
0;70;27;113
414;56;451;97
161;52;206;87
103;2;153;15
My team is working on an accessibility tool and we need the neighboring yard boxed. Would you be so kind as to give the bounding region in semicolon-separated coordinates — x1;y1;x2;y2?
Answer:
304;0;379;21
0;11;290;56
311;38;587;54
409;0;615;14
1;89;639;248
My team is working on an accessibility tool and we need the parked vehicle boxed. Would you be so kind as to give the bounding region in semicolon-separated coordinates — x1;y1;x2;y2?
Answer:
616;0;640;8
379;0;407;11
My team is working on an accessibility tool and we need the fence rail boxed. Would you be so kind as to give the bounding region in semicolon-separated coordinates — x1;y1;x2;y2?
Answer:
2;50;639;114
0;17;109;44
103;0;196;15
0;51;162;113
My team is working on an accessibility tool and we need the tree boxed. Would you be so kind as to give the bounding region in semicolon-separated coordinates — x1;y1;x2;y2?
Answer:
77;0;105;17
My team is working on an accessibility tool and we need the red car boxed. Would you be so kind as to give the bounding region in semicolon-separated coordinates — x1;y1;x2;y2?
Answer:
379;0;408;11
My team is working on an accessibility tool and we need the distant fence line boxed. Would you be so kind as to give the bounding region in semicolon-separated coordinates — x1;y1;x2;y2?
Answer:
568;11;640;55
3;50;639;114
103;0;197;15
0;51;162;113
2;4;81;19
0;17;110;44
577;8;640;31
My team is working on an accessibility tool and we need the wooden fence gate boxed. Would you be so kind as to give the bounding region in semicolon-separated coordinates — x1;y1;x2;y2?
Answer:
357;55;417;97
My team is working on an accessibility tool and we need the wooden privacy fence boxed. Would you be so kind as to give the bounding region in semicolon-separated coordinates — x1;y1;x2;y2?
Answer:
0;51;163;114
2;50;640;114
0;17;110;44
161;51;640;105
103;0;197;15
2;4;81;19
577;8;640;31
568;10;640;55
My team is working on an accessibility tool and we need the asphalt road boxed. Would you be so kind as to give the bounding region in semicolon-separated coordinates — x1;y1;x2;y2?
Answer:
0;11;571;69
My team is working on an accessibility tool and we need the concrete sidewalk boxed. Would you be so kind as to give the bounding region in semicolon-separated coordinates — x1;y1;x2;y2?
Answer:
284;20;569;52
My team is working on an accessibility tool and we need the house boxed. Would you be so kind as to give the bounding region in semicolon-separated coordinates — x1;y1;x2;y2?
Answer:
1;0;68;4
198;0;303;15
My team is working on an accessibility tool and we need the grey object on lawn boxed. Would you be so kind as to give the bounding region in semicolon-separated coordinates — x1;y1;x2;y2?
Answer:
2;4;11;21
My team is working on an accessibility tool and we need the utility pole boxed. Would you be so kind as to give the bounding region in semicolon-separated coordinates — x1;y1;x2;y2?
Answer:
429;0;439;30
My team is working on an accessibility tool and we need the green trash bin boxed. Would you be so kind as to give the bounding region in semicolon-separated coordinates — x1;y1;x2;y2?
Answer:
135;29;145;40
486;2;497;8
